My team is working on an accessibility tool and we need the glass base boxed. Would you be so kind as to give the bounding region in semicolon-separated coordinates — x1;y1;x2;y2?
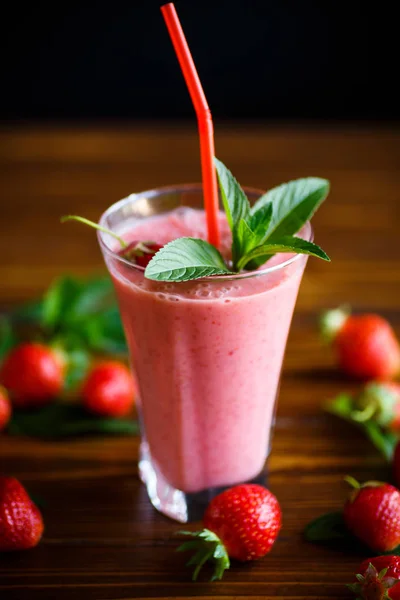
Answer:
139;441;267;523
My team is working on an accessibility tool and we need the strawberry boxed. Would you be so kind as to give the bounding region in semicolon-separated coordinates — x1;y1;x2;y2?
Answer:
119;241;163;268
343;477;400;552
177;484;282;580
351;382;400;431
320;306;400;380
0;343;65;408
0;476;44;551
349;557;400;599
82;361;135;417
0;385;11;431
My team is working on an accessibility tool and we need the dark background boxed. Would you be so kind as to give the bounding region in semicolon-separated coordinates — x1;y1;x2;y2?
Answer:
1;0;398;122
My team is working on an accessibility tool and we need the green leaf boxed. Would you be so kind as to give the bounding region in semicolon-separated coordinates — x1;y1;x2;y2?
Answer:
8;404;139;438
42;275;115;331
214;157;250;231
145;238;233;282
233;218;254;263
236;236;330;271
363;421;398;462
250;177;330;241
11;300;43;324
324;393;398;461
65;348;91;391
247;202;273;245
324;393;354;419
62;277;114;326
0;317;17;361
304;512;351;542
42;276;83;329
233;203;274;265
77;306;127;354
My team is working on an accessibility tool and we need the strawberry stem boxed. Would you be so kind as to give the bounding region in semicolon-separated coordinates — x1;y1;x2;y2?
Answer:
61;215;128;249
344;475;361;490
319;305;350;342
351;403;377;423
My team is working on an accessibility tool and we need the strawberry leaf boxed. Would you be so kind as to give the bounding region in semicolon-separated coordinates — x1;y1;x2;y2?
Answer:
325;394;399;461
176;529;230;581
363;421;398;462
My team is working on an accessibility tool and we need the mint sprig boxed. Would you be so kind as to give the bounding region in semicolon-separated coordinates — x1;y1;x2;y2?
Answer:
145;158;330;282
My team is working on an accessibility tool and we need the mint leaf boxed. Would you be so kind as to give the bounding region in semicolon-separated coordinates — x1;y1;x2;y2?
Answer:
304;512;350;542
214;157;250;231
247;202;273;245
8;404;139;438
145;238;232;282
233;218;254;262
234;203;274;262
251;177;330;241
236;236;330;271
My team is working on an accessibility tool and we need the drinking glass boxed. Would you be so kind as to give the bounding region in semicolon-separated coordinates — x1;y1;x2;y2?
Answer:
98;185;311;522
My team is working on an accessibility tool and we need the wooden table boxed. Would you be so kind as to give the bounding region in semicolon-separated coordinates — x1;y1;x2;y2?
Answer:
0;124;399;599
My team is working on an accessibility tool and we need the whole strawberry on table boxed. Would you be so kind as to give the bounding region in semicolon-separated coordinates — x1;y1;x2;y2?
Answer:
349;557;400;599
0;476;43;551
176;484;282;580
321;306;400;381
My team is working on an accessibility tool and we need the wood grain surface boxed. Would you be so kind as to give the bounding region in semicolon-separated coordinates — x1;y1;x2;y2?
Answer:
0;123;399;599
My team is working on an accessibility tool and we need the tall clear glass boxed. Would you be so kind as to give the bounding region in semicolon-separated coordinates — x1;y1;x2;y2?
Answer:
98;185;311;522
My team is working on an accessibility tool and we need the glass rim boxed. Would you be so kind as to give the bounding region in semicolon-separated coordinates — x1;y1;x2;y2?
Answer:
98;183;313;281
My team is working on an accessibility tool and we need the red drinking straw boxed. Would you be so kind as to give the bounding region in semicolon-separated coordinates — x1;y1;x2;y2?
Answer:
160;3;221;248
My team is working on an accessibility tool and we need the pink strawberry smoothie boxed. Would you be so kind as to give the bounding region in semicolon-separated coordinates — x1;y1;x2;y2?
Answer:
104;207;309;493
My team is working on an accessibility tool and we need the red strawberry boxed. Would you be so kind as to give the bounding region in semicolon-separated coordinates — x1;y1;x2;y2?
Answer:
82;361;135;417
320;306;400;380
0;385;11;431
349;557;400;599
343;477;400;552
119;241;163;268
177;484;282;580
351;382;400;431
0;476;44;551
1;343;65;408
